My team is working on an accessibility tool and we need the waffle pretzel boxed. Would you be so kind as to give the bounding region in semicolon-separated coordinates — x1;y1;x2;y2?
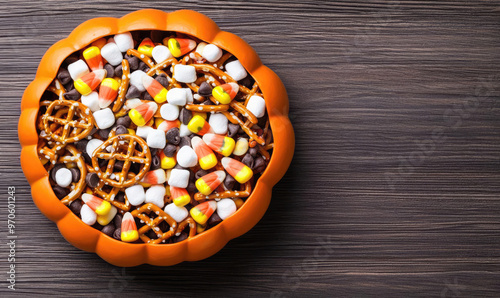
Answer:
194;181;252;201
90;180;131;212
130;203;178;244
56;145;87;205
42;100;95;144
91;133;151;188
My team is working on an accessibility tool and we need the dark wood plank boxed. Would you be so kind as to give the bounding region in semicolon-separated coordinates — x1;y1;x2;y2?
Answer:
1;0;500;296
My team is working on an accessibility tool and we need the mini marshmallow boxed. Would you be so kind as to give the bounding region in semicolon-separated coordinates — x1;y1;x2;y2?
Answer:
81;91;100;112
246;95;266;118
80;204;97;225
179;124;191;137
164;203;189;223
145;185;166;209
114;32;134;52
185;88;194;104
168;169;190;188
202;44;223;62
55;168;72;188
86;139;104;157
160;103;179;121
130;70;147;92
100;42;123;66
216;198;237;220
225;60;247;81
93;108;115;129
173;64;196;83
67;59;89;80
136;125;154;139
166;88;187;106
125;184;145;206
147;129;166;149
176;146;198;168
152;45;173;64
208;113;228;135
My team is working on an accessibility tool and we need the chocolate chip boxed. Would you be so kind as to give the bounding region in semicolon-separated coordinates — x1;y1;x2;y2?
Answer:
172;232;188;243
207;212;222;226
228;123;239;138
126;56;139;71
242;153;254;169
195;169;209;179
151;155;161;170
63;82;74;92
163;144;177;157
201;99;212;106
53;185;69;199
99;158;108;168
57;68;71;85
115;193;125;203
85;172;100;188
64;54;79;65
166;128;180;145
138;61;149;72
113;228;121;240
146;230;157;239
198;81;212;97
69;167;81;183
143;91;153;101
155;75;169;88
253;156;266;173
63;89;81;101
187;181;197;193
68;199;82;214
104;64;115;78
129;163;140;174
50;164;65;181
239;76;254;89
179;136;191;148
115;125;128;135
89;127;98;136
75;139;88;153
174;164;185;170
113;160;124;172
83;152;92;164
101;224;115;237
249;147;259;157
116;115;131;128
126;85;140;99
92;223;104;231
179;108;192;125
98;128;111;139
114;213;123;228
224;175;236;190
114;64;122;77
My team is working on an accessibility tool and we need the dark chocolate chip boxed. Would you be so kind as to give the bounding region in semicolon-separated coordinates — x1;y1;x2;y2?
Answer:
64;54;79;65
50;164;65;181
89;127;98;136
115;193;125;203
63;82;74;92
99;158;108;168
113;228;121;240
104;64;115;78
115;125;128;135
101;224;115;237
224;175;236;190
198;81;212;97
63;89;81;101
179;108;192;125
114;64;123;77
163;144;177;157
187;181;197;193
249;147;259;157
126;85;141;99
68;199;82;214
166;128;180;145
85;172;100;188
207;212;222;226
143;91;153;101
253;156;266;173
201;99;212;106
138;61;149;72
83;152;92;164
172;232;188;243
174;164;185;170
116;115;131;127
155;75;169;88
239;76;254;89
228;123;239;138
57;68;71;85
151;155;161;170
92;223;104;231
75;139;88;153
53;185;69;200
114;160;124;172
195;169;209;180
241;153;254;169
98;128;111;139
69;167;81;183
126;56;139;71
179;136;191;148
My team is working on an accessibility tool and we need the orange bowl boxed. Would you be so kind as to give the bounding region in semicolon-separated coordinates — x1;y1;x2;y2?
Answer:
18;9;294;266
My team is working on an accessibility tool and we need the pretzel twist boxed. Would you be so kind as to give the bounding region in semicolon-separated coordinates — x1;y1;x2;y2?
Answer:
194;181;252;201
131;203;178;244
185;104;229;112
176;217;197;238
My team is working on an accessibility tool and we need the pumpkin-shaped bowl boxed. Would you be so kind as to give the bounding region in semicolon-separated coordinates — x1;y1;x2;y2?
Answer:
18;9;294;266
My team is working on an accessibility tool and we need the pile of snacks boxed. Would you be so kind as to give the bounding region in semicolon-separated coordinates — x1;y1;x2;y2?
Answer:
36;30;273;244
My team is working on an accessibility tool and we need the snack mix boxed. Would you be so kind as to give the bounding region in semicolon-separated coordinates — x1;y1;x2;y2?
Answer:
36;31;273;244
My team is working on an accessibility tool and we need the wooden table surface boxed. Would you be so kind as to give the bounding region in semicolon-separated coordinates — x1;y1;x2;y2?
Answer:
1;1;500;297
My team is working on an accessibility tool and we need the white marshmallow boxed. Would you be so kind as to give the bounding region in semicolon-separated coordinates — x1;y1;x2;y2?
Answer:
67;59;89;80
166;88;187;106
225;60;247;81
233;138;249;156
164;203;188;223
145;185;166;208
93;108;115;129
81;91;100;112
160;103;179;121
86;139;104;157
176;146;198;168
246;95;266;118
217;198;237;220
152;45;173;64
147;129;166;149
202;44;223;62
125;184;145;206
185;88;194;104
168;169;190;188
173;64;196;83
130;70;147;92
179;124;191;137
100;42;123;66
124;98;142;110
80;204;97;225
114;32;134;52
55;168;72;188
209;113;228;135
136;125;153;139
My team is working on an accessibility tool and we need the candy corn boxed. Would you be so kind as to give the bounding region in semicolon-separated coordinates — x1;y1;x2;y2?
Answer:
221;157;253;184
212;83;239;104
98;78;120;108
140;169;167;186
74;69;107;95
191;136;217;170
195;171;226;195
190;201;217;225
129;102;158;126
166;37;196;57
202;133;235;157
138;38;155;57
159;150;176;169
157;119;180;132
170;186;191;207
121;212;139;242
81;193;112;216
142;75;168;103
187;114;213;136
82;46;103;71
96;205;117;226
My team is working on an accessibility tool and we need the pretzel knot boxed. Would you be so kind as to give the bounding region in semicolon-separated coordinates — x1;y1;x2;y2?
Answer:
42;100;94;143
91;134;151;188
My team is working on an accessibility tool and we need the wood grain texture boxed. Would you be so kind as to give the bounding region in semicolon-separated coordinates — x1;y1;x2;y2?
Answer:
1;0;500;297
